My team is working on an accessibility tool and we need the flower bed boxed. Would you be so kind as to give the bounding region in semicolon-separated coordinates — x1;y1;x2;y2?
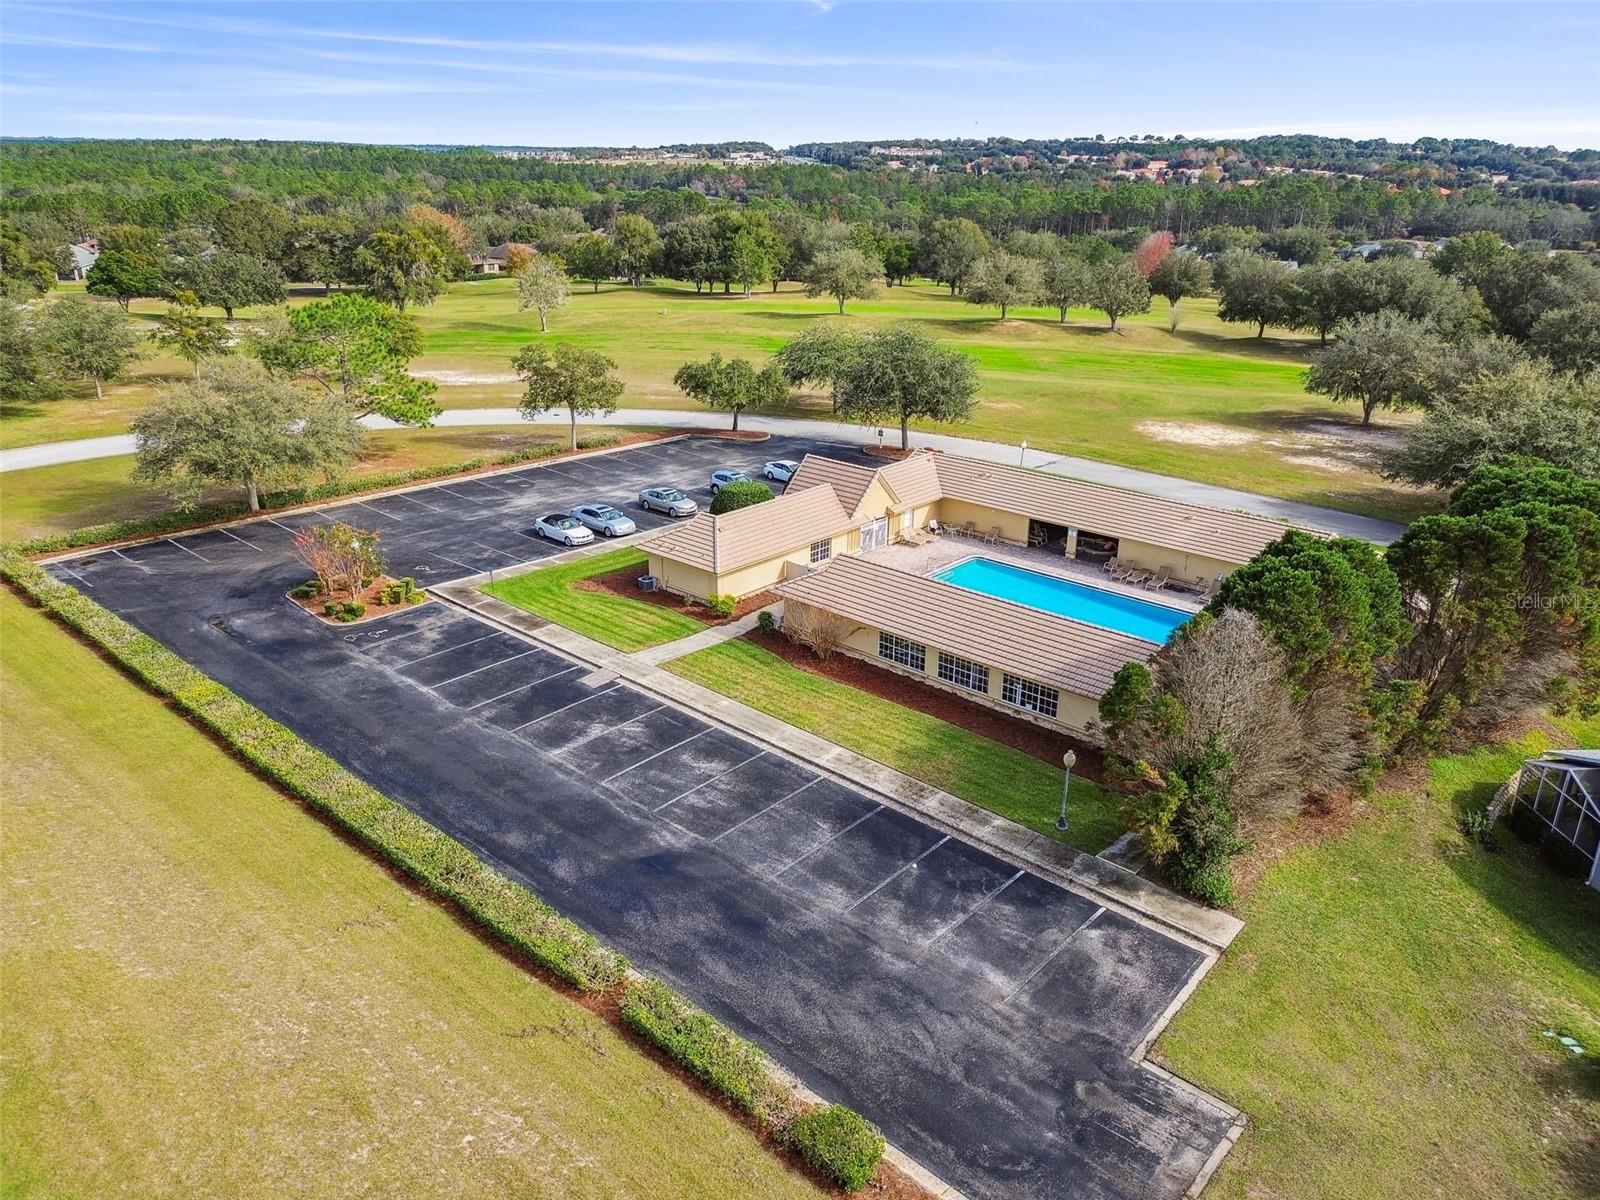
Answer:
288;575;428;624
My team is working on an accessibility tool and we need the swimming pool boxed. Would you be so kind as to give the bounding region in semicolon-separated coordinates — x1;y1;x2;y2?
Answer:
932;557;1192;643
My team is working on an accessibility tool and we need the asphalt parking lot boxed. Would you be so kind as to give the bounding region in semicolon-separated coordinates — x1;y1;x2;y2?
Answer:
48;434;1235;1200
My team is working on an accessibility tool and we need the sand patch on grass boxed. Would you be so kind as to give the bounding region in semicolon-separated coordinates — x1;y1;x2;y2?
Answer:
413;369;520;386
1137;421;1258;447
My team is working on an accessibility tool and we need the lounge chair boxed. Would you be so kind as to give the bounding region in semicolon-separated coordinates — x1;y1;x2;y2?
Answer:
984;525;1002;544
1145;565;1173;591
1123;567;1153;587
1100;556;1124;577
1111;560;1141;581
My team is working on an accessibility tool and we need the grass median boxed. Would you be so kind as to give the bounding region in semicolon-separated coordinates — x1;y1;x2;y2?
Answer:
483;547;707;652
664;636;1121;853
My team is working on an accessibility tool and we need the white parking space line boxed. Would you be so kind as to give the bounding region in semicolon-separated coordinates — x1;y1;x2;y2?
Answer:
771;804;885;878
511;683;623;731
601;727;713;784
1001;906;1105;1005
345;619;448;652
354;499;403;522
551;702;665;747
216;526;263;551
845;835;951;912
708;777;821;840
394;630;501;667
56;564;94;588
466;664;581;709
165;538;211;562
922;869;1025;947
654;748;768;811
432;486;481;503
428;648;538;689
472;543;524;561
109;547;154;573
432;552;480;574
392;492;446;513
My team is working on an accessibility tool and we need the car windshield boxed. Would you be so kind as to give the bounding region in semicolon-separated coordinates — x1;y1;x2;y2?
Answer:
594;506;623;520
656;489;685;502
549;516;576;527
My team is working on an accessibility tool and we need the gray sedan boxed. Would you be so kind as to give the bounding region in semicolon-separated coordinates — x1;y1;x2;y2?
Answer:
638;486;699;517
570;502;638;537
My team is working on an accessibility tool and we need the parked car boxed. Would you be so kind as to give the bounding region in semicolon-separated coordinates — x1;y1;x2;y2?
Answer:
570;502;637;538
762;460;800;483
638;486;699;517
709;468;753;494
532;513;595;546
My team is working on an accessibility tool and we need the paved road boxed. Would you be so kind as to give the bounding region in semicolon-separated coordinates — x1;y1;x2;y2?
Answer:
47;434;1237;1200
3;406;1404;543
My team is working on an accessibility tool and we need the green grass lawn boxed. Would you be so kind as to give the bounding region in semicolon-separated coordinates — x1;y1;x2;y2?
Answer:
483;547;707;652
3;278;1436;522
1159;713;1600;1200
0;427;652;543
0;590;823;1200
663;636;1120;853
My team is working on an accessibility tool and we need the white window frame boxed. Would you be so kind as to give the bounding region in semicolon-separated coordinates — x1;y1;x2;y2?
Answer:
809;538;832;564
1002;673;1060;719
877;632;926;672
937;651;990;695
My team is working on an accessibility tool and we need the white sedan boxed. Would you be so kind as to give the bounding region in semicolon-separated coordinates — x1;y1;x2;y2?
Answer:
762;460;800;483
531;513;595;546
570;503;637;538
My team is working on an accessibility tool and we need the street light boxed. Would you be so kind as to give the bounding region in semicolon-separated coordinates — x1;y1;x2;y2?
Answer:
1020;439;1028;466
1056;750;1077;833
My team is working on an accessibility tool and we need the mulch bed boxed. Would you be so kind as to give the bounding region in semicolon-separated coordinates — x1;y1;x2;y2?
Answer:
578;567;778;624
289;576;429;625
744;627;1104;781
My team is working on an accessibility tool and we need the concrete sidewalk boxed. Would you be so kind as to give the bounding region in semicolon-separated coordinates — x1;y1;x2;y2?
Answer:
1;406;1405;543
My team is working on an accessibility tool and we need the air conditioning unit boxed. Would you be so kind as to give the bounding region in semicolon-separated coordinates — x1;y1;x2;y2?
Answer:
637;574;659;593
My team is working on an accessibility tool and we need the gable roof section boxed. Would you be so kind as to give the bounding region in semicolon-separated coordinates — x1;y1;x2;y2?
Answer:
929;454;1302;564
639;484;851;574
784;455;881;517
876;454;943;509
776;555;1157;699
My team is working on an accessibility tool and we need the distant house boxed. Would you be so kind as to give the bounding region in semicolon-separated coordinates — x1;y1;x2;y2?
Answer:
58;241;99;281
469;242;535;274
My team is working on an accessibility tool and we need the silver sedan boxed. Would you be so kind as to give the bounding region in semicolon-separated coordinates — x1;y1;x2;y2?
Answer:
638;486;699;517
570;502;638;538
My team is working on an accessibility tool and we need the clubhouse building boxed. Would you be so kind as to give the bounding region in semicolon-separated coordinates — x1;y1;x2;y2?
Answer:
639;451;1315;738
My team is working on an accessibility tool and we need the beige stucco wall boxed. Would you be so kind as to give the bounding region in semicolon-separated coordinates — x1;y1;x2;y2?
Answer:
931;499;1031;543
1113;538;1239;586
647;553;715;601
815;608;1103;739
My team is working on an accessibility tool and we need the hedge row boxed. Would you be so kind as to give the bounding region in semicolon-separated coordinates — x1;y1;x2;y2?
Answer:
619;978;885;1190
0;551;627;994
11;434;623;556
7;549;889;1194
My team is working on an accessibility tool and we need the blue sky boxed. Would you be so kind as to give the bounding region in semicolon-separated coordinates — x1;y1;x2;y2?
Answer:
1;1;1595;149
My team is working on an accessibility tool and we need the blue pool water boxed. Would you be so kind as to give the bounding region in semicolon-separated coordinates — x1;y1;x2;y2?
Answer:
933;557;1191;643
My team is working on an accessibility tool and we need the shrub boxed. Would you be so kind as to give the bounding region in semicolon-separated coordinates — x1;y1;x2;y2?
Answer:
780;1104;884;1192
757;609;776;635
323;599;366;622
1457;807;1501;851
618;978;794;1128
289;579;323;599
1505;801;1546;844
709;479;774;515
377;576;423;606
0;550;627;994
706;592;737;618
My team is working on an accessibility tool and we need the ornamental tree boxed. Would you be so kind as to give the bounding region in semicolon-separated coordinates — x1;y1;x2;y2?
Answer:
513;252;570;332
131;356;362;510
832;323;978;449
513;340;624;449
255;292;439;426
293;521;385;600
673;352;788;431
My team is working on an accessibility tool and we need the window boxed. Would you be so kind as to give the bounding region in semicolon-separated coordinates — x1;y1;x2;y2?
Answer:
1002;673;1060;719
937;651;990;694
809;538;832;564
878;632;925;672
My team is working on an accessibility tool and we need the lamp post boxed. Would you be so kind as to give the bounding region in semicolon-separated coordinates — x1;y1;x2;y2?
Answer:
1020;439;1028;466
1056;749;1076;833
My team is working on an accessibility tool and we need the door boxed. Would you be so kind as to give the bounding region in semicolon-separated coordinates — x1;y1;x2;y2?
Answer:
860;517;889;552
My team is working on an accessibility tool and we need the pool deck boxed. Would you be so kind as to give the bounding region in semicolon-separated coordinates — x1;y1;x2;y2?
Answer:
861;535;1206;615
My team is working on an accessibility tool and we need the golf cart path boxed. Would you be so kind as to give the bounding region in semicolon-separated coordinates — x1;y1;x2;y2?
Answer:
1;407;1405;543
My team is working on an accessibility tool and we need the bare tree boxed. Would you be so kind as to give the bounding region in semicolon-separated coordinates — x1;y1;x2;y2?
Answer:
781;602;858;661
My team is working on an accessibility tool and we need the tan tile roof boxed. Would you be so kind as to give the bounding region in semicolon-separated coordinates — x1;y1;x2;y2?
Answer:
775;556;1159;699
784;455;880;516
876;455;943;509
929;454;1302;564
639;484;851;574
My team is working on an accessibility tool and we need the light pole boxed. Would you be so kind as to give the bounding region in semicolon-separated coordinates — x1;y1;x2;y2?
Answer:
1056;749;1076;833
1019;439;1028;466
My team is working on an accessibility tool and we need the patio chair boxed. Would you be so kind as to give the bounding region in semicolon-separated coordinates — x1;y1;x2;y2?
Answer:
1111;560;1141;581
1100;556;1124;577
1123;566;1153;587
959;521;978;538
984;526;1002;544
1145;565;1173;591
